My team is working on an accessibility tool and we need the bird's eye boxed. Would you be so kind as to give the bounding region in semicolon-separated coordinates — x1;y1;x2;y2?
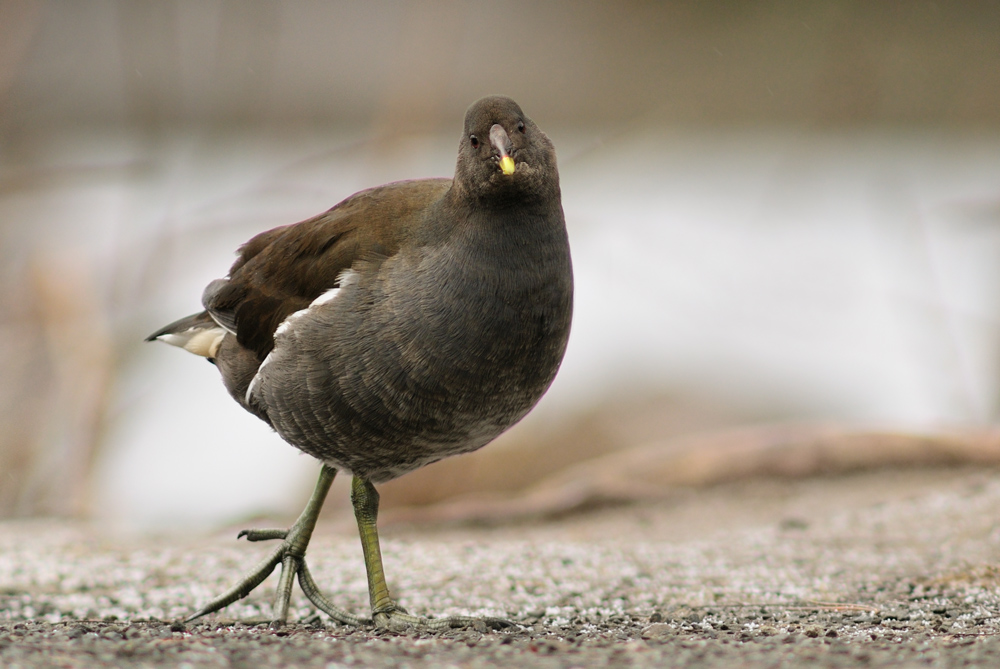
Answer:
470;135;479;148
517;122;525;134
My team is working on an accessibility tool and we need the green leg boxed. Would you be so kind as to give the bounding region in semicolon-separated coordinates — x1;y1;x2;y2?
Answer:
350;476;396;617
350;475;513;631
186;465;513;631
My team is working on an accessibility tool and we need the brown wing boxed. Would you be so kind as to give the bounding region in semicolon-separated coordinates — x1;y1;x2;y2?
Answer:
203;178;451;361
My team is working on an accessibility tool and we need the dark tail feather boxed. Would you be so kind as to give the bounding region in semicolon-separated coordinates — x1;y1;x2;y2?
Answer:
145;311;217;341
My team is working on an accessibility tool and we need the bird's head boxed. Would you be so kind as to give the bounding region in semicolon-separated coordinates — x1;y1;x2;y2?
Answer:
454;95;559;204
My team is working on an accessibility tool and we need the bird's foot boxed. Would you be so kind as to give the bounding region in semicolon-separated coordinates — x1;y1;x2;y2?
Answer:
184;465;361;628
185;523;363;628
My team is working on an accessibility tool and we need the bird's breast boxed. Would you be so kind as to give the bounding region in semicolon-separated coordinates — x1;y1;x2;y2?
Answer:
255;211;572;480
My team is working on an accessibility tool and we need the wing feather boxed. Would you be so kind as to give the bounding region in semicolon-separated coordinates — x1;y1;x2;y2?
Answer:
203;179;450;361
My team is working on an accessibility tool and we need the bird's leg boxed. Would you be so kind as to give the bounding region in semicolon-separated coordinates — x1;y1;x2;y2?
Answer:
186;464;363;627
350;476;514;631
350;476;397;619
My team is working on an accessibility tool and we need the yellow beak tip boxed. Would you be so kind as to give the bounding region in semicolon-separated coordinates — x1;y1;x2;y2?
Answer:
500;156;516;175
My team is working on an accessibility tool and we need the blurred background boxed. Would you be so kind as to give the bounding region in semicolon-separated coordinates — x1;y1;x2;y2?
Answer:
2;0;1000;528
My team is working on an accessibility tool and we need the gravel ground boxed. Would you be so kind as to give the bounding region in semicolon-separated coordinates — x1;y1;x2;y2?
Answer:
4;466;1000;667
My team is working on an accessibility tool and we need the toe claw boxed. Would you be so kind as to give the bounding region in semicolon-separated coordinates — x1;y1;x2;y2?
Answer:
375;612;415;632
369;608;513;633
483;616;517;630
297;560;366;626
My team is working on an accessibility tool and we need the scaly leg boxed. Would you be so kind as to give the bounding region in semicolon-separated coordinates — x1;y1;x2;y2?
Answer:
350;476;512;631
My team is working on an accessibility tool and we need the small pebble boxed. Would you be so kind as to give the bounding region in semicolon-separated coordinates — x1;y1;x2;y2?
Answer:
641;623;675;641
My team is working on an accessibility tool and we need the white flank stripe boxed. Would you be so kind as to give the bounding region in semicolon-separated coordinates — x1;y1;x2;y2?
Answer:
310;286;341;306
245;350;274;405
274;308;309;337
253;268;359;405
338;268;359;289
272;269;358;338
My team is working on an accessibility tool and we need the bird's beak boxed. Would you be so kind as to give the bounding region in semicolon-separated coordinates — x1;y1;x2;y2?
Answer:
489;124;516;176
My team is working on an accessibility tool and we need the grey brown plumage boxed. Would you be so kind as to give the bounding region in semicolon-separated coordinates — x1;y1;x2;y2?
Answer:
151;95;572;481
147;95;572;626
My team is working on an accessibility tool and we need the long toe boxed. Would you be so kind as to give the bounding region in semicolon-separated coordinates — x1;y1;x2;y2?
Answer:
373;608;516;633
185;536;287;622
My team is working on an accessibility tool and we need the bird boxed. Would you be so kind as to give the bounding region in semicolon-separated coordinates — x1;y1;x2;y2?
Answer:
147;95;574;630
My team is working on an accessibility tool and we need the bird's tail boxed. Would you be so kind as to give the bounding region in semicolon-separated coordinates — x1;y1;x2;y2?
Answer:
146;311;226;359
